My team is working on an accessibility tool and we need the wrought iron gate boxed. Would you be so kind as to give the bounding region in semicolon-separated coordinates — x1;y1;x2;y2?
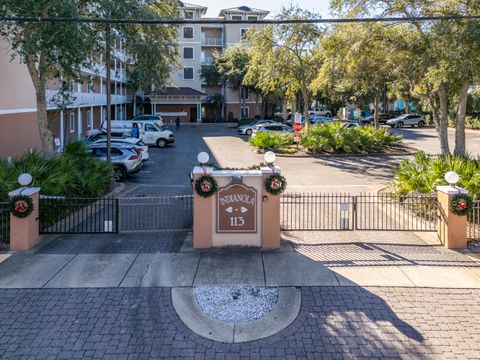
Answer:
0;202;9;243
281;193;438;232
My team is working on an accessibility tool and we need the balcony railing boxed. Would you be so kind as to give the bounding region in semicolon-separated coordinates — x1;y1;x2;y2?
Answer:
81;64;128;82
201;38;224;46
46;90;129;109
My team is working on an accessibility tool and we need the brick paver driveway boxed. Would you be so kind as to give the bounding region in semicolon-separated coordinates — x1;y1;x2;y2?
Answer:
0;286;479;359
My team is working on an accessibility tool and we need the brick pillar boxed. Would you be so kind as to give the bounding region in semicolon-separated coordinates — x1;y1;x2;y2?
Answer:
192;167;214;249
261;167;281;249
9;187;41;251
437;186;468;249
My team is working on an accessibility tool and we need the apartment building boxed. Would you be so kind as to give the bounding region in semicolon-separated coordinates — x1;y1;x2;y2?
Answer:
0;36;131;158
146;3;270;123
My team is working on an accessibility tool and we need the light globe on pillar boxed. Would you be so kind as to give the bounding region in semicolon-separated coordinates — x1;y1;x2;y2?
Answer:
445;171;460;187
264;151;276;165
197;152;210;165
18;173;33;188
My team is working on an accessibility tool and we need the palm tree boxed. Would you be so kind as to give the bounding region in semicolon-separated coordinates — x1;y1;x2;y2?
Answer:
206;93;226;120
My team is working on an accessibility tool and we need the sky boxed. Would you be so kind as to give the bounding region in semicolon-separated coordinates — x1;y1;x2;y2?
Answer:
197;0;332;18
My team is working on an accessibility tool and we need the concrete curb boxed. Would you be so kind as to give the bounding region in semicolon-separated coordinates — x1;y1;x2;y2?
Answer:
172;286;301;343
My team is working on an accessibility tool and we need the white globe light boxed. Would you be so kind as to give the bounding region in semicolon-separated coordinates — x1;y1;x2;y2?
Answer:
445;171;460;186
197;152;210;164
18;173;33;187
264;151;276;164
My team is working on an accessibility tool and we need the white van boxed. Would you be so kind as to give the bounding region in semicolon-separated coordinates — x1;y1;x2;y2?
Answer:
104;120;175;148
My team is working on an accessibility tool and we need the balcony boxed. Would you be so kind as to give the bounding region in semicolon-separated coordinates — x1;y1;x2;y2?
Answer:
46;90;130;109
81;64;128;83
201;38;224;47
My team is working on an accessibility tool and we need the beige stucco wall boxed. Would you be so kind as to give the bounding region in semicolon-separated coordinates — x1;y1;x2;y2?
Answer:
0;39;36;112
0;112;42;158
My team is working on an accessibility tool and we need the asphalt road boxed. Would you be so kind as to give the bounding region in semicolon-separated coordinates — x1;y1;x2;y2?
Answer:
124;124;406;194
390;126;480;156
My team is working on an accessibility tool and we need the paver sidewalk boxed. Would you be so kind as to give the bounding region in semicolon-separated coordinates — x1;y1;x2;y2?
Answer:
0;231;479;289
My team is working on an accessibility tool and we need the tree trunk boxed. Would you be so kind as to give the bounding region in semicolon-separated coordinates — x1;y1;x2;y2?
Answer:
437;82;451;155
373;94;380;129
25;58;54;155
404;95;411;114
454;82;469;157
302;88;310;135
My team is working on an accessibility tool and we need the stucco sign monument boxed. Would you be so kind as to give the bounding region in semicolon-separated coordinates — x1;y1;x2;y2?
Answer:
217;184;257;233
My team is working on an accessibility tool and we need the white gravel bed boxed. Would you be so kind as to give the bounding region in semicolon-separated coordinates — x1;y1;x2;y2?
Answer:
194;286;279;324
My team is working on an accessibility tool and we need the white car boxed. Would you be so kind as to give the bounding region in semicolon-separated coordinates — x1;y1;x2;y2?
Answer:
386;114;426;128
92;137;149;162
308;108;332;117
252;124;295;136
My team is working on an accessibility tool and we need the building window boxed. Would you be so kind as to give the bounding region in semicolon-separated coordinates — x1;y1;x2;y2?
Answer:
183;67;194;80
87;110;93;129
240;29;248;39
232;15;242;21
241;87;249;100
183;26;194;39
183;47;194;59
248;16;258;21
184;11;194;19
70;80;75;93
241;106;249;118
69;113;75;133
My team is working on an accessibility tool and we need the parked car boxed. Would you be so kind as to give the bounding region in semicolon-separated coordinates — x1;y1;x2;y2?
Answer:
132;114;164;126
87;135;150;162
310;116;334;126
361;113;395;125
308;108;332;117
252;124;295;136
386;114;426;128
105;120;174;148
238;120;280;135
87;143;143;181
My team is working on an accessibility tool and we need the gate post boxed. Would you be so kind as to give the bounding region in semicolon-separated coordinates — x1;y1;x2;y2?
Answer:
261;166;281;249
9;187;41;251
192;166;214;248
436;185;468;249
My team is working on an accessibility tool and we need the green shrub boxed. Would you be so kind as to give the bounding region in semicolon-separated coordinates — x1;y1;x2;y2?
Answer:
392;152;480;198
249;132;294;150
0;142;113;201
301;122;402;154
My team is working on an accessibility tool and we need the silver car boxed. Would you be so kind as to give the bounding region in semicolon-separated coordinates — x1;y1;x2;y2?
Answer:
238;120;279;135
252;124;295;136
387;114;426;128
92;137;150;162
88;144;143;182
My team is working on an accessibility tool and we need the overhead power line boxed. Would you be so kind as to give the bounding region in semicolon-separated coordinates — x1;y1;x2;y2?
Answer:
0;15;480;25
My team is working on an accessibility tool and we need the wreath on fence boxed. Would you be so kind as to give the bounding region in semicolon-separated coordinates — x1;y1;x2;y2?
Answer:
265;174;287;195
10;195;34;219
450;193;473;216
195;175;218;198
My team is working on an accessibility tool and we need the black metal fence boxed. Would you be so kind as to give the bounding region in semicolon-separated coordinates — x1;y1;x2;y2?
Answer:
468;200;480;242
0;202;9;243
281;192;438;232
39;197;118;234
119;195;193;232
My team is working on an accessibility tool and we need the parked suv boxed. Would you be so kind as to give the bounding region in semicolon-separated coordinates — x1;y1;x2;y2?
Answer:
361;113;394;125
132;114;164;126
386;114;426;128
87;144;143;181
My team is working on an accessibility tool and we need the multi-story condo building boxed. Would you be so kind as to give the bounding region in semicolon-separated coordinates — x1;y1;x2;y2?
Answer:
145;3;269;123
0;35;131;158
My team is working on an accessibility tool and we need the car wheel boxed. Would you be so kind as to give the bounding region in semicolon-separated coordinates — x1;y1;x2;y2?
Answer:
246;129;253;136
156;138;167;148
418;121;425;128
397;122;404;128
113;166;126;182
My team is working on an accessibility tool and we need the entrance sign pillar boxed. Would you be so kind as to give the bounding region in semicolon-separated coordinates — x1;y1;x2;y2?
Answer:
9;187;41;251
193;166;214;249
262;166;281;249
436;185;468;249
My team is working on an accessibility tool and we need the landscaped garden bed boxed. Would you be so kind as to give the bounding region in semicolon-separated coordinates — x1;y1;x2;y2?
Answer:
249;122;404;155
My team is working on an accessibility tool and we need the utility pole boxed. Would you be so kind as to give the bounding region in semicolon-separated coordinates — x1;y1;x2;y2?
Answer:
105;23;112;163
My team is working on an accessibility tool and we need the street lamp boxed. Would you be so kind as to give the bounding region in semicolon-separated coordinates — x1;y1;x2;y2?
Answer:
445;171;460;187
264;151;276;164
18;173;32;187
198;152;210;165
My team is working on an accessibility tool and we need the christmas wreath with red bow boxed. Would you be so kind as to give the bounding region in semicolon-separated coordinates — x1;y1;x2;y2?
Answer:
10;195;34;219
195;175;218;198
265;174;287;195
450;193;473;216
